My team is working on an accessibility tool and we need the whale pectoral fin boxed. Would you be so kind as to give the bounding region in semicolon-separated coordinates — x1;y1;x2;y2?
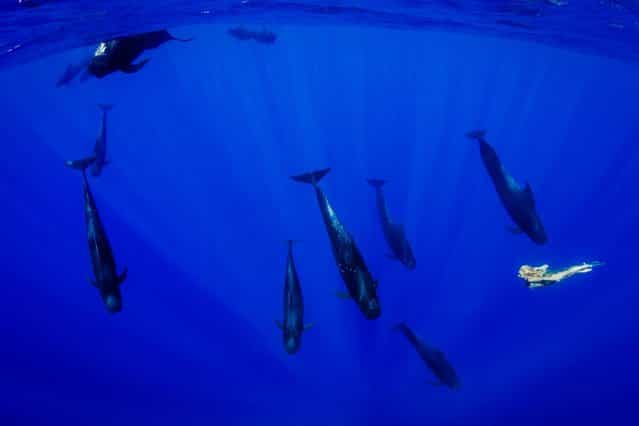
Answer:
275;320;284;330
336;291;351;299
121;59;150;74
506;225;524;235
117;267;128;285
304;323;314;331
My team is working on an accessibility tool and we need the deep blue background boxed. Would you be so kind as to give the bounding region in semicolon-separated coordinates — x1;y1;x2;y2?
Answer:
1;25;638;425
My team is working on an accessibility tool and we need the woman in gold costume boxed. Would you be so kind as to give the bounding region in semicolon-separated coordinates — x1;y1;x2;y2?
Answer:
518;261;603;289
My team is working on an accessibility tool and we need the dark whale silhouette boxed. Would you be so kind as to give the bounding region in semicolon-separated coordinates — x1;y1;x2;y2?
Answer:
276;240;313;354
87;30;192;79
69;164;127;313
65;104;113;176
227;27;277;44
467;130;548;244
367;179;415;269
394;322;460;389
57;30;192;86
291;168;381;320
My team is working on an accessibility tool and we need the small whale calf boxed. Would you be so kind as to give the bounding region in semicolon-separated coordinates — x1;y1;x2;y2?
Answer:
69;164;127;313
66;104;112;176
394;322;460;389
292;168;381;320
367;179;415;269
467;130;548;245
276;240;313;354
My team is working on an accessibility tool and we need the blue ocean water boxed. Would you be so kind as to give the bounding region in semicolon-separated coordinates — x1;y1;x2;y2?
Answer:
1;2;639;425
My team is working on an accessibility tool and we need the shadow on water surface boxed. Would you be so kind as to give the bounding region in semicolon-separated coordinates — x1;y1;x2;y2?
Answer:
1;0;639;66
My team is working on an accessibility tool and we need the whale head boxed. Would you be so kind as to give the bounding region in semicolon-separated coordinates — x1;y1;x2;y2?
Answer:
102;292;122;313
284;335;301;354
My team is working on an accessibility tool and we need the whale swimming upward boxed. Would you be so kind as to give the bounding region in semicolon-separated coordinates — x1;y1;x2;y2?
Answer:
367;179;416;269
291;168;381;320
467;130;548;245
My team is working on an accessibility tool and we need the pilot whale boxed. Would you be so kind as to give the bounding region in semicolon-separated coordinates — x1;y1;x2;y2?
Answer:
87;30;192;79
276;240;313;354
70;164;127;313
367;179;415;269
66;104;113;176
291;168;381;320
467;130;548;245
394;322;460;389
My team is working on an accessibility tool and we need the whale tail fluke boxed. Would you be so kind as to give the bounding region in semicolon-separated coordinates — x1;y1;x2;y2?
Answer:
367;178;386;188
291;168;331;186
466;130;486;141
170;34;194;42
98;104;113;112
65;156;96;172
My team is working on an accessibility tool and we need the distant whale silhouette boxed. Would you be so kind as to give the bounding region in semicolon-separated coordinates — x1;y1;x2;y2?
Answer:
394;322;460;390
467;130;548;244
291;168;381;320
65;104;113;176
276;240;313;354
367;179;415;269
227;27;277;44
